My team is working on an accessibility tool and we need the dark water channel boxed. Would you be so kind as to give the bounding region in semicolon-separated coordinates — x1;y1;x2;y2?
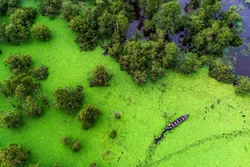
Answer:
126;0;250;76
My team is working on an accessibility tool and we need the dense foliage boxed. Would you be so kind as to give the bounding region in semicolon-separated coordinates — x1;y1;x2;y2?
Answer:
177;52;202;74
39;0;62;19
235;76;250;95
54;85;83;114
208;61;235;83
30;65;49;80
0;7;37;45
77;105;101;129
30;24;51;41
0;0;19;16
89;65;112;87
0;111;22;128
0;144;30;167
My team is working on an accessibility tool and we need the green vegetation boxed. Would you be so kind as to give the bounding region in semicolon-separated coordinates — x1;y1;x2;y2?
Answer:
53;86;83;114
0;144;30;167
39;0;62;19
235;76;250;95
0;0;250;166
89;65;112;87
77;105;101;129
30;24;51;41
0;111;22;128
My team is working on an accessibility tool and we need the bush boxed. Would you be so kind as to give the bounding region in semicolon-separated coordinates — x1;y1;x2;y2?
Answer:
4;54;32;74
54;85;83;114
0;111;22;128
71;140;82;152
0;0;19;16
235;76;250;95
89;65;112;87
77;105;101;129
177;52;202;74
60;135;71;146
0;144;30;167
31;24;51;41
109;130;117;139
30;65;49;80
24;96;43;117
133;70;147;86
113;111;121;119
209;61;235;83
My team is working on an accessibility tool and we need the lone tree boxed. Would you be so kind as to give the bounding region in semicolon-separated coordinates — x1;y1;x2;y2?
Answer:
0;144;31;167
89;65;112;87
0;111;22;128
31;24;51;41
77;105;101;129
54;85;83;114
209;61;235;83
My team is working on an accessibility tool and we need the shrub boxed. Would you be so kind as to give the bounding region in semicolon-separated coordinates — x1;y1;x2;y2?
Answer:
4;54;32;74
0;144;30;167
89;65;112;87
60;135;71;146
109;130;117;139
77;105;101;129
113;111;121;119
54;85;83;114
31;24;51;41
71;140;82;152
209;61;235;83
0;111;22;128
177;52;202;74
30;65;49;80
235;76;250;95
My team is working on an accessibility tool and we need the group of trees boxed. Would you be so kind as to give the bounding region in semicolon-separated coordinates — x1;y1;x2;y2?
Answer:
0;54;49;128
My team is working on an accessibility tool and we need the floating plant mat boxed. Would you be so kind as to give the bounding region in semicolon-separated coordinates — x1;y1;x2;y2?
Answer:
0;1;250;167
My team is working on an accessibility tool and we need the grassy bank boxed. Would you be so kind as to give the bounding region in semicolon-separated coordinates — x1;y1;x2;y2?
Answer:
1;2;250;167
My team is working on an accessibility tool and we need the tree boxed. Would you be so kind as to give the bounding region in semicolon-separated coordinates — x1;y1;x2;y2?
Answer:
177;52;202;74
4;54;32;74
150;61;164;82
133;70;147;85
0;111;22;128
77;105;101;129
235;76;250;95
30;24;51;41
0;144;30;167
208;61;235;83
89;65;112;87
30;65;49;80
139;0;163;19
61;1;80;22
152;1;181;34
98;11;114;37
163;42;180;68
24;96;43;117
5;73;40;95
54;85;83;114
39;0;62;19
5;24;29;45
0;0;19;16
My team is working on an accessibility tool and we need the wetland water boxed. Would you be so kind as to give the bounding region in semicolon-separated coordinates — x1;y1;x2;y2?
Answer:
126;0;250;76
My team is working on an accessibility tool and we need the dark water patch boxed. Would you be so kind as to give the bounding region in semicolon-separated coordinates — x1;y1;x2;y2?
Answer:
103;50;108;56
235;57;250;76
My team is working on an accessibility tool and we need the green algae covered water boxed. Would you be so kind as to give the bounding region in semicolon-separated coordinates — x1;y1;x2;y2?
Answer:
0;1;250;167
